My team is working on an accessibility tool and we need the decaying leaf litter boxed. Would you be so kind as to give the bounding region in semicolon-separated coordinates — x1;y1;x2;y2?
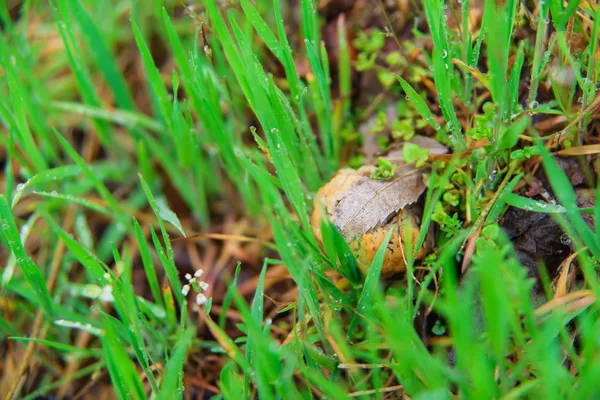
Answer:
1;0;600;398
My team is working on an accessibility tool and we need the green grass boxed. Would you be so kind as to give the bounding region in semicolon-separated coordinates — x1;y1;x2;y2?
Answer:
1;0;600;398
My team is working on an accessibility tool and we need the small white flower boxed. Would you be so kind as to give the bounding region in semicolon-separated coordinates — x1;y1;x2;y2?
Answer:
198;281;209;291
196;293;207;306
194;269;204;278
185;273;192;281
181;284;190;296
99;285;114;302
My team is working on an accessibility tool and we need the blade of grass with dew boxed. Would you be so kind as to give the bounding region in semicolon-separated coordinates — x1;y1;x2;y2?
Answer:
11;164;81;207
52;129;126;225
2;212;39;285
272;0;329;176
432;232;498;398
305;39;336;163
475;245;514;388
271;83;323;191
508;40;526;115
67;0;136;111
0;195;54;316
422;0;464;151
204;315;251;374
322;220;361;285
43;213;110;283
220;262;242;328
396;75;447;142
219;362;247;399
301;0;320;48
158;327;196;399
101;319;147;400
483;0;512;119
112;264;162;394
239;0;281;61
376;283;449;394
170;72;192;168
528;0;550;106
244;262;268;395
33;191;113;218
130;16;172;131
150;226;185;316
140;193;184;311
347;227;394;340
52;0;113;148
504;193;571;214
133;217;163;307
163;7;257;213
537;142;600;257
337;15;351;119
229;281;303;399
51;101;163;133
1;34;57;163
3;60;47;172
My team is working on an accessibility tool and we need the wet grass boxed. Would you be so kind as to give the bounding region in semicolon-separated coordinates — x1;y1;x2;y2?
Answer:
1;0;600;398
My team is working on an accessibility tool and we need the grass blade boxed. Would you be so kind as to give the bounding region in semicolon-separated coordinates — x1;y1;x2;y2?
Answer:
0;195;53;316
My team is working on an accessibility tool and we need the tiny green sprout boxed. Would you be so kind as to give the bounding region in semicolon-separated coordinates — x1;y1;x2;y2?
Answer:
348;154;365;169
466;102;496;140
377;135;390;151
385;51;404;66
391;119;415;140
475;225;501;253
443;191;460;207
377;69;396;87
340;125;360;143
371;157;397;180
510;146;540;160
403;142;429;167
356;52;377;71
353;29;385;53
432;203;463;238
370;111;388;134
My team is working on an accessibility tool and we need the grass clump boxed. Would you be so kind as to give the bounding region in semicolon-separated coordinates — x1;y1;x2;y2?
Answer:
1;0;600;399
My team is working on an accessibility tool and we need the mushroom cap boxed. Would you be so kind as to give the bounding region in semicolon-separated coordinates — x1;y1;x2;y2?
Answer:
311;166;431;276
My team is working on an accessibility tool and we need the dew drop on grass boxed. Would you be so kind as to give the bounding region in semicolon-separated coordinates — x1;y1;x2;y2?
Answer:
441;49;448;58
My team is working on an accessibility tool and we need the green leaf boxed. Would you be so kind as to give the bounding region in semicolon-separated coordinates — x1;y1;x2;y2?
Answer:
158;328;196;399
155;196;186;237
0;195;53;316
396;75;447;141
498;116;531;151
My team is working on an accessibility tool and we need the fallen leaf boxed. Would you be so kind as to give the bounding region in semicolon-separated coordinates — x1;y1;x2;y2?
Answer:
333;163;426;239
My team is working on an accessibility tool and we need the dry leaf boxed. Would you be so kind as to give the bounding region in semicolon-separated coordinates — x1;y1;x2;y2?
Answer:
332;163;425;239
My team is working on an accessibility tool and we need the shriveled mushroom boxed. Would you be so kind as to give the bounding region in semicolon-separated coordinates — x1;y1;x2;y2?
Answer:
311;137;445;276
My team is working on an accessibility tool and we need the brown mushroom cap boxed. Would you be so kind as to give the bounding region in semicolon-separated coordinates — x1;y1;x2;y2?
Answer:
311;166;431;277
